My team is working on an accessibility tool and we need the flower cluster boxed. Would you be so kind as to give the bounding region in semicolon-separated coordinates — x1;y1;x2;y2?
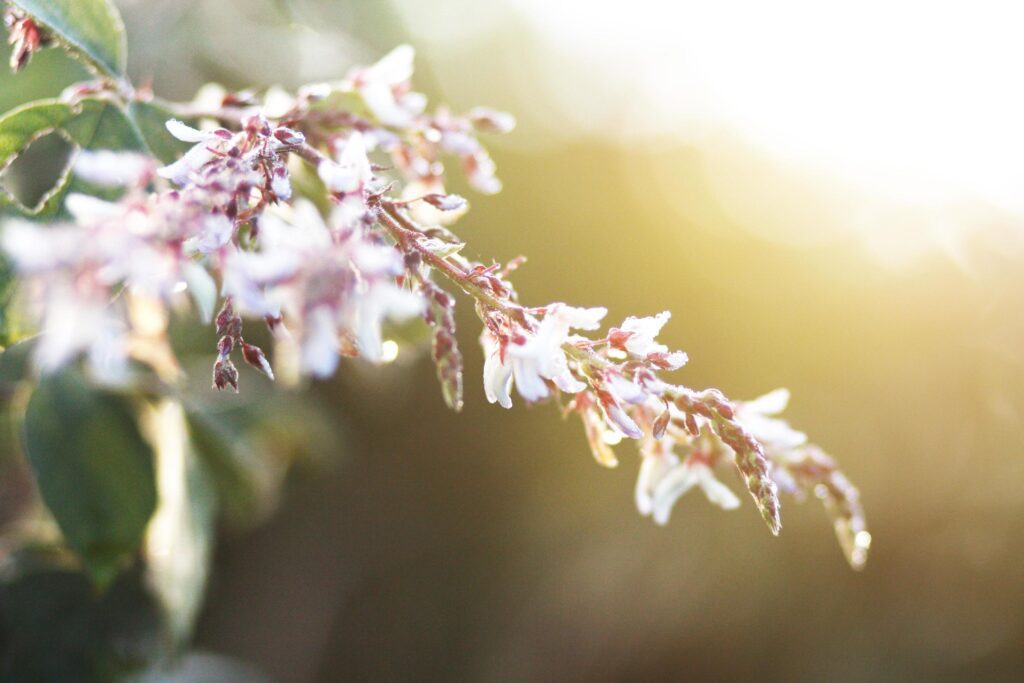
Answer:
0;45;869;568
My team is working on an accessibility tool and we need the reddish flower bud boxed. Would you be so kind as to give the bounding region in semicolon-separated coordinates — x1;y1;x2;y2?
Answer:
652;405;671;440
273;127;305;146
217;335;234;357
241;341;275;380
212;357;239;392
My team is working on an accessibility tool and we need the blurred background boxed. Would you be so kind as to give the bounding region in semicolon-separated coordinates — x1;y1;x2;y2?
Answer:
5;0;1024;680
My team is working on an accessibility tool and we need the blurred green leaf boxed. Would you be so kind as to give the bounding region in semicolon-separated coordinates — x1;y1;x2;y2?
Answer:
126;100;193;165
0;97;146;217
0;547;162;682
9;0;127;78
0;337;35;393
183;389;341;529
0;256;19;349
22;368;157;587
184;410;276;527
0;99;77;162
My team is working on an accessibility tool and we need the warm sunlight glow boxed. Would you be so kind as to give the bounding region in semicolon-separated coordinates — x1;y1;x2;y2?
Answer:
514;0;1024;214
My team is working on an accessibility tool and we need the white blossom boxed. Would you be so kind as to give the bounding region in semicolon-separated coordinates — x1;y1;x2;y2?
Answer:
487;304;606;406
617;311;688;369
355;45;417;127
73;150;154;187
481;330;513;409
636;446;741;525
318;132;373;194
157;120;222;185
348;281;424;363
735;388;807;453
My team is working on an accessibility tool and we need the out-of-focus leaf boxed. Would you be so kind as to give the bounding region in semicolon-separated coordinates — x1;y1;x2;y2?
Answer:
0;337;35;394
142;400;216;648
0;97;146;217
183;384;342;529
9;0;127;78
0;547;162;681
22;368;157;587
0;99;78;168
184;409;283;527
0;256;21;349
126;100;193;165
0;99;76;215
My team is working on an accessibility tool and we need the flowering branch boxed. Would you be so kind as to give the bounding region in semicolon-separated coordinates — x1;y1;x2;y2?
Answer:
0;32;869;570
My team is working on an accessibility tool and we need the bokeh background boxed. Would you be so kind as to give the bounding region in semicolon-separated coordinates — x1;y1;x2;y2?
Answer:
5;0;1024;680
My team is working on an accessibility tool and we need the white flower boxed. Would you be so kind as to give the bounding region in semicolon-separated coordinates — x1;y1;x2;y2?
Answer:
596;388;643;438
271;168;292;201
355;45;417;127
481;330;513;409
636;449;741;525
617;311;688;369
735;388;807;453
318;132;373;194
348;282;424;363
301;306;341;377
73;150;154;187
607;373;646;405
157;120;222;185
36;282;126;378
1;221;82;272
65;194;124;224
184;213;233;254
489;305;606;405
635;444;679;516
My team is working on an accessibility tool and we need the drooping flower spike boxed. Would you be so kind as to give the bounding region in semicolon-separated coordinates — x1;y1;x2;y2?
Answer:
0;45;868;569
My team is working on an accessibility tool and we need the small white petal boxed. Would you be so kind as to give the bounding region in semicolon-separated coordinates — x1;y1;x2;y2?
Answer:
635;453;676;516
165;119;209;143
511;357;549;402
302;307;340;377
364;44;415;85
181;262;217;323
651;463;701;525
271;171;292;201
318;159;358;194
482;338;514;409
743;388;791;416
698;468;742;510
66;193;123;223
73;151;153;187
621;311;672;357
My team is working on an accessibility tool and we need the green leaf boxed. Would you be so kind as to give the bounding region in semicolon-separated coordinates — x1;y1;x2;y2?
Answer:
9;0;127;78
127;100;194;165
0;254;20;348
22;368;157;587
0;97;146;217
0;548;163;680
